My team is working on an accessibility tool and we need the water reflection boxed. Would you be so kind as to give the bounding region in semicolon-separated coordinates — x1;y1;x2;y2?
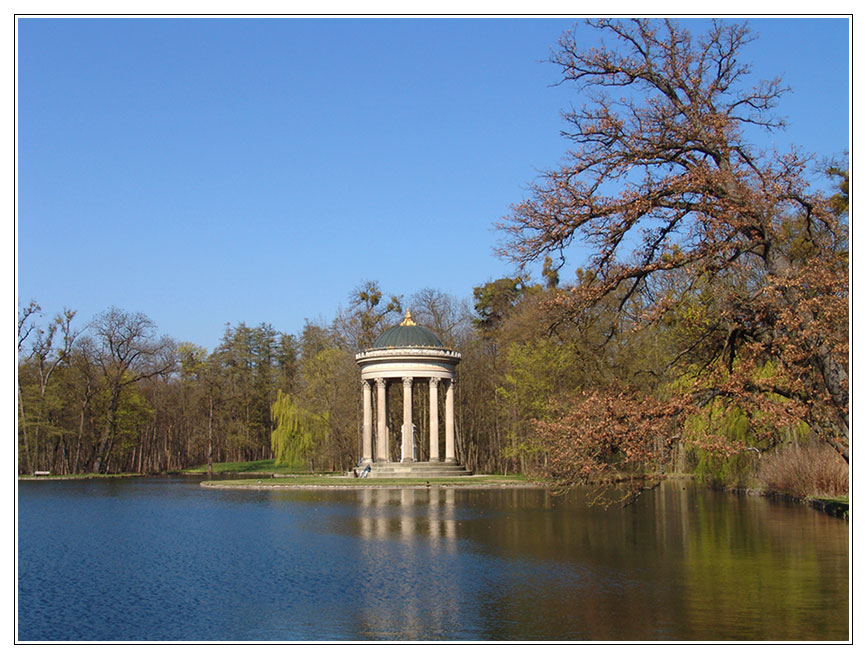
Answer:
350;488;463;640
355;487;459;550
346;484;848;640
18;479;848;641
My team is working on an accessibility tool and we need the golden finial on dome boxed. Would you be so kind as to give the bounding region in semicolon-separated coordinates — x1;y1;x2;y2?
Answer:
400;310;417;326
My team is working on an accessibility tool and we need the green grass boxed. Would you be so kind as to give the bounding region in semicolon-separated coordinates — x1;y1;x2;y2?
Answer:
203;474;535;488
18;472;140;480
810;494;849;505
186;460;537;488
181;459;310;475
806;494;849;520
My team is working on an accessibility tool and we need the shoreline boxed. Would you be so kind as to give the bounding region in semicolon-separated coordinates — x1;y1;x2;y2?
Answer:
200;474;543;490
724;485;850;520
200;482;547;490
17;473;142;481
199;475;849;520
18;472;848;519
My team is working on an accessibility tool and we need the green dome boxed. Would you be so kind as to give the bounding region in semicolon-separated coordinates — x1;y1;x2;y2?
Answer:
372;311;444;348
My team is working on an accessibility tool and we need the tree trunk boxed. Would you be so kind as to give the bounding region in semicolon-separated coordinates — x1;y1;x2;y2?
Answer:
93;390;119;474
18;390;33;475
207;393;214;479
164;423;171;472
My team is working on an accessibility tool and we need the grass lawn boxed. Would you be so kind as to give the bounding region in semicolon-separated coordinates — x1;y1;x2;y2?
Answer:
181;459;314;475
201;473;538;488
18;472;140;480
811;494;849;504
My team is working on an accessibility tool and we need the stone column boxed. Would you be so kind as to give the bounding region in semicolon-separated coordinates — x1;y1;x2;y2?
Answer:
361;380;372;463
402;376;413;463
444;377;456;464
429;377;441;462
376;378;387;462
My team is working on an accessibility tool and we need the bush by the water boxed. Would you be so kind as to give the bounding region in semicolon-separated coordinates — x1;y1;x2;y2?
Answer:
759;443;849;498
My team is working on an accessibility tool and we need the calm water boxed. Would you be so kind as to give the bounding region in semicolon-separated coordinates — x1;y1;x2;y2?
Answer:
17;478;849;641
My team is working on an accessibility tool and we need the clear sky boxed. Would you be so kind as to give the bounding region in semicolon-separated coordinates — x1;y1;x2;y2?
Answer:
16;16;850;350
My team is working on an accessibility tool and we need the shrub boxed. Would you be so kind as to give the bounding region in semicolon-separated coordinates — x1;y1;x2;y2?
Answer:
758;443;849;498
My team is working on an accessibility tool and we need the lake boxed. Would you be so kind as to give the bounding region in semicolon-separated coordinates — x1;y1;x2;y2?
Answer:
17;477;849;641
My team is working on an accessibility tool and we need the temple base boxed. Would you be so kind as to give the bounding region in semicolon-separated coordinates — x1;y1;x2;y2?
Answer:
356;462;473;479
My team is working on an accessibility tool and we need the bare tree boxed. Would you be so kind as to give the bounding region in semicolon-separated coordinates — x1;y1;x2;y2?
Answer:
17;300;41;474
91;307;176;473
18;304;80;473
409;288;473;346
335;280;402;351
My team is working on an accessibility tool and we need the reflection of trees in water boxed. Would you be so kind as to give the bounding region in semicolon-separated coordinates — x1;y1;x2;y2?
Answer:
351;483;846;640
679;489;849;640
461;483;848;641
278;483;846;640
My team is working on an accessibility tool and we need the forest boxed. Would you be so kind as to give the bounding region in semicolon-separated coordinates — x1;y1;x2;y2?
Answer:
17;20;849;498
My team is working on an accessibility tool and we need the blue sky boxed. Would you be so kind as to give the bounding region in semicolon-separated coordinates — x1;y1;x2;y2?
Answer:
16;16;850;350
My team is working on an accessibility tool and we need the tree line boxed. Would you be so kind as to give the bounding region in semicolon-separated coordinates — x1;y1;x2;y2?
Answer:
16;284;523;476
18;19;848;497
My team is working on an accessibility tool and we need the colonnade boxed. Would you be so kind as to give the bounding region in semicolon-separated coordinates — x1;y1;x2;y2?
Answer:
360;376;455;464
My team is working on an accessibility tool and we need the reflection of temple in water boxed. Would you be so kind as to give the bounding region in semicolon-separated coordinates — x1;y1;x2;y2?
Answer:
357;487;460;547
354;487;462;639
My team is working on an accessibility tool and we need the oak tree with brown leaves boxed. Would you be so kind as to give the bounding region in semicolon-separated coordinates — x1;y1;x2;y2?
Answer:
499;19;848;489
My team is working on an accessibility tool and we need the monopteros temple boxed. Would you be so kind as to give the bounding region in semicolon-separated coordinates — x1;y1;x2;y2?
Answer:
354;311;471;477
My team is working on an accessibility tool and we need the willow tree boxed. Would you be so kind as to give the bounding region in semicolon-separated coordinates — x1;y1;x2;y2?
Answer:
270;391;328;471
499;19;848;487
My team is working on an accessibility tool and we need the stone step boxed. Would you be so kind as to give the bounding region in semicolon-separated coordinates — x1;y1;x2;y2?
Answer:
355;462;473;478
369;465;470;472
371;464;468;471
367;472;473;479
